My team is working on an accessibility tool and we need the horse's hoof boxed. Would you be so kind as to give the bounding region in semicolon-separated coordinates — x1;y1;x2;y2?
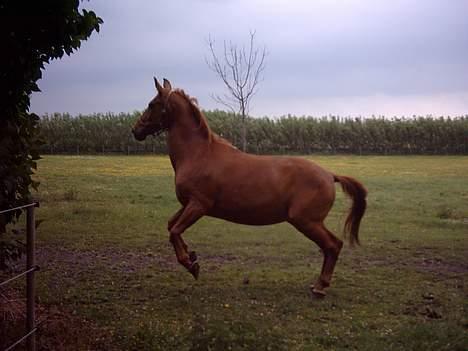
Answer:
310;285;326;298
189;262;200;280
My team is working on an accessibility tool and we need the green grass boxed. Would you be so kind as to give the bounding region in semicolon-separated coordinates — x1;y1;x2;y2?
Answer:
30;155;468;350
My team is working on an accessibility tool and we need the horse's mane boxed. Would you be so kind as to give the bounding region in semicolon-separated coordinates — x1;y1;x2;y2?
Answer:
173;89;236;148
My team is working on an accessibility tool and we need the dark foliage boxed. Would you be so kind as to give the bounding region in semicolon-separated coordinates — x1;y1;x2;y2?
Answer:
0;0;102;269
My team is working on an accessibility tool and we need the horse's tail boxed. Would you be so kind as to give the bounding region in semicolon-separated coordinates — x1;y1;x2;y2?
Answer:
334;175;367;246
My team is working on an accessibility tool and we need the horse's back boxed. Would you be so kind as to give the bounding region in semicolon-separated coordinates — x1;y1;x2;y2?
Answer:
211;147;334;191
202;146;336;225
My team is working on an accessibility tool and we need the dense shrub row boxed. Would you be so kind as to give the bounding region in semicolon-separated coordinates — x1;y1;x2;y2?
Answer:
39;111;468;155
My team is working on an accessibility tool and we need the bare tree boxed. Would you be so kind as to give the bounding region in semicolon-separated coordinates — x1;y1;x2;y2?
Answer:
206;31;267;151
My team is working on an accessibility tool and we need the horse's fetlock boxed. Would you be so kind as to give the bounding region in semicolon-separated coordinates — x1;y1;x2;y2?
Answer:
318;277;330;288
177;256;187;265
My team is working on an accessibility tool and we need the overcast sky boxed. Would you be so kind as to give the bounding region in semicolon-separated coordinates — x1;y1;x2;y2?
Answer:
30;0;468;118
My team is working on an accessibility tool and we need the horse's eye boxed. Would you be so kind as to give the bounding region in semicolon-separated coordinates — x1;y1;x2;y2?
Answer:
148;102;154;109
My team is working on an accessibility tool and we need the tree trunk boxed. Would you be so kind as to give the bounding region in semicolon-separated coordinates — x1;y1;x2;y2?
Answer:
241;109;247;152
242;123;247;152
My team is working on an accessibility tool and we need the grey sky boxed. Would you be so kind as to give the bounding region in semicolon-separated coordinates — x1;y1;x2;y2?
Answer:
31;0;468;117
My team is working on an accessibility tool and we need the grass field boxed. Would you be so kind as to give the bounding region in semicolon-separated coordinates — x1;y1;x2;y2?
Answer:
6;155;468;350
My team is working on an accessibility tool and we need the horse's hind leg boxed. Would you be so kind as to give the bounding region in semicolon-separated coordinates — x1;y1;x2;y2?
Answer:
168;201;205;279
291;221;343;297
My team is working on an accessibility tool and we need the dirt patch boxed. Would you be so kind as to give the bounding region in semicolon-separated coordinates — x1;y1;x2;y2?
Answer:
402;296;444;320
16;243;465;281
345;247;468;278
35;246;257;273
36;245;177;276
403;247;468;277
414;256;468;275
32;245;251;277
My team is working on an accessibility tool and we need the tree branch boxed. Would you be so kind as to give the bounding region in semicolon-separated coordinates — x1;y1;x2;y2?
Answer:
206;31;267;150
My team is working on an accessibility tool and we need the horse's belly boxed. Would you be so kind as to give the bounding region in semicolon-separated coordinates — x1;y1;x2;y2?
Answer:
207;204;287;226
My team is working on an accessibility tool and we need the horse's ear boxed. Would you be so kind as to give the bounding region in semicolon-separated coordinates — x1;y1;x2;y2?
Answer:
163;78;172;90
154;77;163;94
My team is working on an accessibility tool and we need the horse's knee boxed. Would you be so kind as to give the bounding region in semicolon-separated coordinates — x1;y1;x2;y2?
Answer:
332;238;343;254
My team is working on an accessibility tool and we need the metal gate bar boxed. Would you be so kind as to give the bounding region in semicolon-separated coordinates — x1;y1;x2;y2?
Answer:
1;202;39;351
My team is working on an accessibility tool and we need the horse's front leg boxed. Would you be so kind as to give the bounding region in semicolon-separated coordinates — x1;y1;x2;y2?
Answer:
168;201;205;279
168;207;184;232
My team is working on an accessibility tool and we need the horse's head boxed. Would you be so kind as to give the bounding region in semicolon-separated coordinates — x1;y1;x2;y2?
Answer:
132;78;173;141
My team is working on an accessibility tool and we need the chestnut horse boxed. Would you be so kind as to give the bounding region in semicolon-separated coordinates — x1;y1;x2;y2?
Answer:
132;78;367;296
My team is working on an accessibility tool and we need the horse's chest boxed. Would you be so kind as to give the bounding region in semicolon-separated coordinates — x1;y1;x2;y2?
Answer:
175;186;190;206
174;167;216;208
174;177;205;206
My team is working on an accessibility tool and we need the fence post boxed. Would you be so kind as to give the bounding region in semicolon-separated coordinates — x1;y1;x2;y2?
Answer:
26;206;36;351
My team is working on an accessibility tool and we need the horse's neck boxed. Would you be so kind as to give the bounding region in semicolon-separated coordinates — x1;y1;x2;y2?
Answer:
167;113;209;171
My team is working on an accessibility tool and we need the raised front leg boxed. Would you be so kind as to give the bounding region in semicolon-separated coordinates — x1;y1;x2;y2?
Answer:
168;207;184;232
168;201;206;279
